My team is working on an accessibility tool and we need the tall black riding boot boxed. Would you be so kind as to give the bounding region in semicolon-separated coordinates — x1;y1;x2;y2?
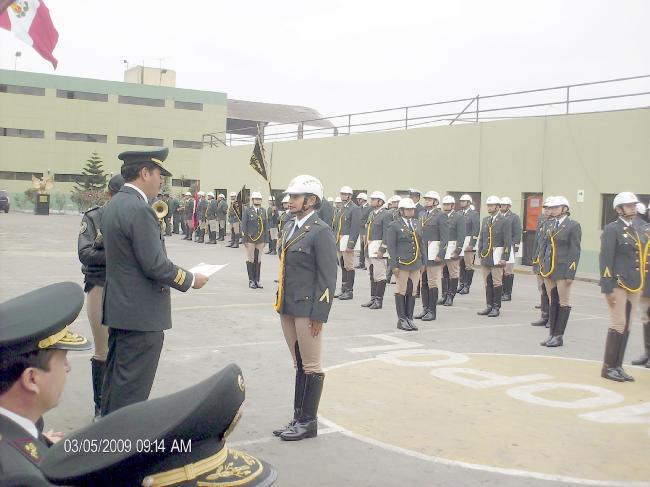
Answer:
632;322;650;366
247;261;257;289
477;276;494;315
339;270;354;300
254;249;263;289
422;287;438;321
617;330;634;381
362;278;377;307
280;373;325;441
461;269;474;294
270;239;277;255
274;344;306;436
502;274;513;301
444;278;458;306
395;294;413;330
370;280;386;309
405;293;418;330
414;272;429;319
547;305;571;347
90;358;106;421
207;231;217;244
487;286;502;317
458;260;467;293
438;276;448;305
232;233;240;248
601;329;626;382
531;284;549;326
541;288;560;345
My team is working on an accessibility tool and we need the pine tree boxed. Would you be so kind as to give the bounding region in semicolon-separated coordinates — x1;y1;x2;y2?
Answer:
74;152;107;192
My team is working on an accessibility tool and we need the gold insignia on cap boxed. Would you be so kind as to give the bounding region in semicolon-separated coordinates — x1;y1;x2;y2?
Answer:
38;327;68;349
237;374;245;392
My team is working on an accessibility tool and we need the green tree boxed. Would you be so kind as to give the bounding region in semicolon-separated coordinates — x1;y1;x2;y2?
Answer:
74;152;107;192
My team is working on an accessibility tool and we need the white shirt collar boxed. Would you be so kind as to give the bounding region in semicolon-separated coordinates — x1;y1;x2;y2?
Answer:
295;210;315;229
558;215;568;225
0;407;38;439
124;183;148;202
618;216;631;227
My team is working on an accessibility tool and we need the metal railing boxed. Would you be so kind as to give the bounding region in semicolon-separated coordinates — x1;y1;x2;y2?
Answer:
202;74;650;147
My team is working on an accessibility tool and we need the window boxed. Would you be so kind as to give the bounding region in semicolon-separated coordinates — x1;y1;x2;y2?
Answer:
0;171;43;180
171;178;199;188
0;127;44;138
601;193;650;228
118;95;165;107
0;84;45;96
173;139;203;149
56;90;108;102
175;100;203;111
117;136;164;146
56;132;107;143
54;174;86;183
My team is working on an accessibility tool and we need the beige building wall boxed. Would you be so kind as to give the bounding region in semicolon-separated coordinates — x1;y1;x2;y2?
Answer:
200;108;650;275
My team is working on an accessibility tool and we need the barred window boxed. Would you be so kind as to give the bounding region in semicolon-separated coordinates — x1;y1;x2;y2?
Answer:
0;171;43;180
56;90;108;102
0;84;45;96
117;136;164;146
118;95;165;107
172;179;199;187
174;100;203;111
0;127;45;138
54;173;86;183
173;140;203;149
56;132;107;143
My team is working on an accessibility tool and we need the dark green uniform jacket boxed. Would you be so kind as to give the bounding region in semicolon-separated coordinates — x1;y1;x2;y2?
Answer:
463;208;481;247
538;216;581;280
317;199;335;232
279;210;291;233
267;206;280;228
216;199;228;219
334;201;361;250
184;198;194;220
196;198;208;222
242;206;268;244
78;205;106;291
364;208;392;258
419;208;448;262
478;213;513;267
227;201;241;224
277;212;338;323
359;203;372;233
206;199;218;220
387;217;425;271
532;215;549;274
502;210;523;252
600;218;648;294
0;415;52;485
446;210;466;259
102;186;193;331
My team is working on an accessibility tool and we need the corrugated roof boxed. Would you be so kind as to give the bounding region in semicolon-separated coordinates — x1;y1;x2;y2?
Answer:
227;99;333;128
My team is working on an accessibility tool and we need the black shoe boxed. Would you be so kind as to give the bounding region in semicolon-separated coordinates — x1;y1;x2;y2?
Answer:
247;262;257;289
338;290;353;300
254;261;263;289
443;278;458;306
546;306;570;346
369;297;383;310
361;297;376;307
602;329;626;382
273;367;306;436
362;280;377;307
546;335;563;347
422;287;438;321
631;322;650;366
541;288;560;343
280;373;324;441
531;313;549;326
369;281;386;309
487;286;502;317
405;294;418;330
339;271;354;299
477;282;494;315
395;294;414;331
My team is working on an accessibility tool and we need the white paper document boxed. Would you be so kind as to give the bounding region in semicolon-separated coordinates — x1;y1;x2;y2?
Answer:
427;241;440;261
507;246;516;264
444;241;457;260
339;235;361;252
367;240;387;259
459;236;472;257
492;247;504;265
188;263;227;277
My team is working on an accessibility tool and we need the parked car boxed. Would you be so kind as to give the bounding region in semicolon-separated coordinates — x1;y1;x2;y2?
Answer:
0;190;10;213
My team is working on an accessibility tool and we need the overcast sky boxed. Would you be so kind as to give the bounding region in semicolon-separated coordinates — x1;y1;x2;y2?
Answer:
0;0;648;117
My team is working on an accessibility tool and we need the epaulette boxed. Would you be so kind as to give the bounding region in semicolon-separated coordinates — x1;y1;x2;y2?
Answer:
84;206;100;214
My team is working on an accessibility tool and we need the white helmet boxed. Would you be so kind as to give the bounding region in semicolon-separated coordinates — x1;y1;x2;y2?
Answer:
637;202;647;214
486;195;501;205
390;195;402;203
207;192;215;198
613;192;639;209
442;195;455;205
339;185;353;195
197;191;205;196
285;174;324;201
409;188;421;195
251;191;262;200
500;196;512;206
218;193;225;198
184;192;192;196
230;191;237;197
459;194;472;203
335;196;342;203
327;196;334;202
369;191;386;202
543;196;554;208
268;196;275;201
424;191;440;201
357;192;368;200
549;196;570;209
282;195;290;203
398;197;417;209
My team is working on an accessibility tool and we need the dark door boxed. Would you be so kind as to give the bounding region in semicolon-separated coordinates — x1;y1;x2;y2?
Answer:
522;193;543;265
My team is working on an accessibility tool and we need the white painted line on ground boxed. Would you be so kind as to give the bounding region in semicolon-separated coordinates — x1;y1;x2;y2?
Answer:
346;334;423;353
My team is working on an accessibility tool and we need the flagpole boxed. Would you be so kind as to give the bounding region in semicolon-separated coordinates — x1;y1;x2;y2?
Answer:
267;143;274;201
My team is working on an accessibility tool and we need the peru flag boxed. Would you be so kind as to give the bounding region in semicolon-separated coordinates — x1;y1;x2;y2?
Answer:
0;0;59;68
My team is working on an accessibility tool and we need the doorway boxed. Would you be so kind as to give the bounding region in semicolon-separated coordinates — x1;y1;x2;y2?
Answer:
522;193;543;265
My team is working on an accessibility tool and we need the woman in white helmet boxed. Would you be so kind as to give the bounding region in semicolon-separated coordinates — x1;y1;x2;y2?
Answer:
600;192;648;381
195;191;208;243
360;191;391;310
227;191;241;248
499;196;522;302
356;192;371;270
458;194;480;295
273;175;337;441
530;197;554;327
631;200;650;368
538;196;582;347
386;197;425;331
440;195;466;307
242;191;268;289
333;186;361;300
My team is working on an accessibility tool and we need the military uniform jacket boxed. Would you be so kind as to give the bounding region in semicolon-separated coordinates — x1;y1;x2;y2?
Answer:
276;212;338;323
538;216;581;281
216;200;228;220
359;204;372;233
414;202;426;219
241;206;268;244
267;206;280;227
78;205;106;290
0;415;52;484
184;198;194;219
279;210;291;233
446;210;466;259
463;208;480;247
478;213;513;267
364;208;392;258
419;208;449;262
335;201;361;250
599;218;648;294
206;200;219;220
227;201;241;224
387;218;425;271
197;198;208;222
102;186;193;332
502;210;523;250
167;198;179;216
532;216;550;274
317;199;335;232
642;221;650;298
